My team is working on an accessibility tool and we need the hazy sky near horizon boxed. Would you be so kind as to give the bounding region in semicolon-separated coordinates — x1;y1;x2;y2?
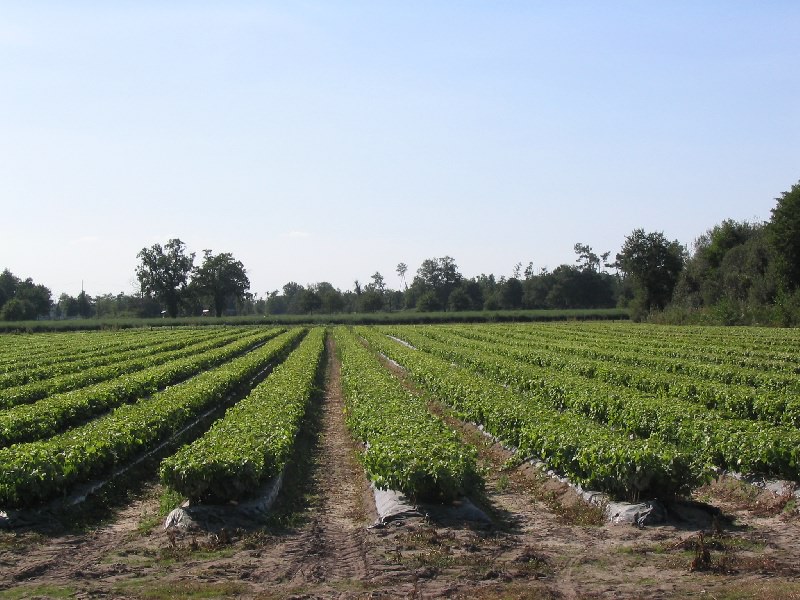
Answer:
2;2;798;298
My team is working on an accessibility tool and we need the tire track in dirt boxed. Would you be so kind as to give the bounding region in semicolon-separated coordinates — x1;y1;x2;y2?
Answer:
2;486;160;586
282;336;373;587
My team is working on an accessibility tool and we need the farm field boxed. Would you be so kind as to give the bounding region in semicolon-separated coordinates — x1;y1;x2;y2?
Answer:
0;323;799;599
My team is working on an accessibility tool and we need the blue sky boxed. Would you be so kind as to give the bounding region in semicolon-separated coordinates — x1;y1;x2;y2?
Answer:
2;2;798;298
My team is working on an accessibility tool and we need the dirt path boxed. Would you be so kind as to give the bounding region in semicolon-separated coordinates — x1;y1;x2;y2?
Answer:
1;334;799;599
247;335;374;593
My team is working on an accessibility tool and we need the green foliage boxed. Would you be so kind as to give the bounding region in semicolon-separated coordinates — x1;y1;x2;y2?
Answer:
416;290;441;312
768;181;800;291
0;329;303;508
160;328;324;502
0;328;222;389
359;289;384;313
520;265;617;310
0;269;52;321
773;288;800;327
617;229;686;317
190;250;250;317
334;327;481;502
362;326;707;500
393;325;800;480
498;277;524;310
57;291;94;319
136;238;195;318
673;220;775;314
0;299;33;322
447;287;472;311
409;256;463;311
0;329;285;447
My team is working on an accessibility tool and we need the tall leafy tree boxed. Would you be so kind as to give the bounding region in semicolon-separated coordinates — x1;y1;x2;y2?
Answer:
574;243;611;273
0;269;19;310
135;238;195;318
674;220;770;308
396;262;408;290
499;277;524;309
0;270;52;320
768;181;800;291
15;279;52;318
314;282;345;314
411;256;462;311
192;250;250;317
299;288;322;314
616;229;685;316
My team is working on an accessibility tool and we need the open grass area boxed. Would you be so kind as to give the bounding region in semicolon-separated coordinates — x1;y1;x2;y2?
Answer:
0;308;629;332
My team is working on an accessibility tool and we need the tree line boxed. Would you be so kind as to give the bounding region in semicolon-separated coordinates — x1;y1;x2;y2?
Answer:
2;180;798;325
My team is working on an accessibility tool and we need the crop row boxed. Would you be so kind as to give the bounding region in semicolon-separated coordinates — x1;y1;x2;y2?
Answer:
0;329;304;508
424;326;800;427
356;327;705;500
450;324;800;393
335;327;481;502
0;328;278;411
161;328;325;502
0;328;227;389
0;328;194;373
0;328;286;448
383;327;800;481
492;323;800;373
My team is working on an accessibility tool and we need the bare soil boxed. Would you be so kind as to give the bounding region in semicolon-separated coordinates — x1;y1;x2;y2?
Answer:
1;338;799;599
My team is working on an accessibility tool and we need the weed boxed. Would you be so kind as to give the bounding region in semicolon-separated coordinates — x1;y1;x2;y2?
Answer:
501;454;525;471
159;487;185;516
136;510;162;536
112;579;248;600
496;474;510;492
0;585;76;599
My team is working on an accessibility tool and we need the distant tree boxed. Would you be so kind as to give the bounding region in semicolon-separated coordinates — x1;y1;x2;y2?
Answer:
411;256;462;310
299;288;322;314
15;279;52;318
474;274;496;304
499;277;524;309
574;243;611;273
265;290;288;315
285;282;310;314
93;292;160;318
416;289;441;312
483;293;501;311
387;289;404;312
0;298;32;321
396;263;408;290
314;282;345;314
523;262;535;280
616;229;686;317
768;181;800;291
360;289;384;312
459;279;485;310
136;238;195;318
370;271;386;292
191;250;250;317
522;272;552;308
58;293;79;318
361;272;387;312
0;271;52;320
0;269;19;309
512;262;522;279
58;291;94;318
76;290;93;318
448;287;472;311
674;220;771;308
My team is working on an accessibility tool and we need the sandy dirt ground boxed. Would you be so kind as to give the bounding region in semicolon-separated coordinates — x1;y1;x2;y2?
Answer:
1;338;799;599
